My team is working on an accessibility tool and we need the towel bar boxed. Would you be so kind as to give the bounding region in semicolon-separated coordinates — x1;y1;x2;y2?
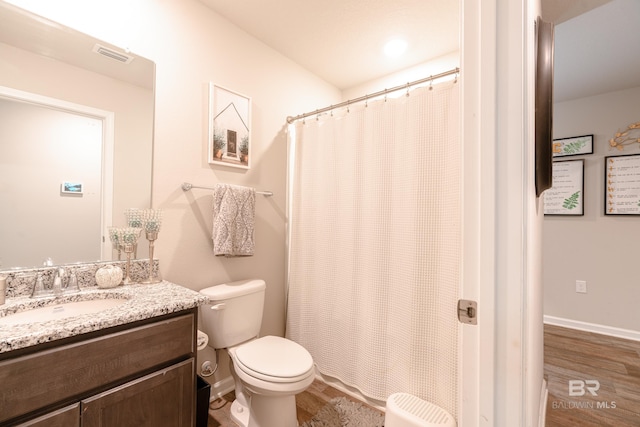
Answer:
181;182;273;196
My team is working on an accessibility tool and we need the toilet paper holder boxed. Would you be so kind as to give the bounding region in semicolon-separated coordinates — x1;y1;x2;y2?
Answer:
197;330;209;350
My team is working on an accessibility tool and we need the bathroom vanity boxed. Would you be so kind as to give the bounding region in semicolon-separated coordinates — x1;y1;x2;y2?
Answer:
0;281;207;426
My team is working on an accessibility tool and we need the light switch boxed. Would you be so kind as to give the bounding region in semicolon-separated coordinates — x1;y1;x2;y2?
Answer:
576;280;587;293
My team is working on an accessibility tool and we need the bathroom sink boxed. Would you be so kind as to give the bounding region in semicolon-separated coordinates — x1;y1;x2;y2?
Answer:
0;298;127;326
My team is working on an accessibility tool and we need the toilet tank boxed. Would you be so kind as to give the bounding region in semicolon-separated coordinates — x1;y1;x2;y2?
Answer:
199;279;266;349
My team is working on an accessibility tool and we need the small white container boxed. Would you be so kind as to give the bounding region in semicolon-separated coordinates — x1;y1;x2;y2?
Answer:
95;265;123;289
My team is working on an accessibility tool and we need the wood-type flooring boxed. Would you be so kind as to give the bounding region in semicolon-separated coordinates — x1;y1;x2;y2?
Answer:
207;378;383;427
208;325;640;426
545;324;640;426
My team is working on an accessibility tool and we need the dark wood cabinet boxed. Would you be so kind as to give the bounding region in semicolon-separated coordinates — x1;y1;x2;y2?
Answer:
0;309;197;426
82;359;194;427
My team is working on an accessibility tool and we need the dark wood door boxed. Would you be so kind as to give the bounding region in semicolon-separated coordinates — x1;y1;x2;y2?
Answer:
81;359;195;427
227;129;237;157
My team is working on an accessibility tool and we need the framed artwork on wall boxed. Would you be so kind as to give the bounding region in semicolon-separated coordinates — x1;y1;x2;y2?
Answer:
605;154;640;215
61;181;83;195
208;83;251;170
543;159;584;216
552;134;593;157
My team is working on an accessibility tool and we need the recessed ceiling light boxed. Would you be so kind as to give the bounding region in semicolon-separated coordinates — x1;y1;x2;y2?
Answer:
384;39;408;58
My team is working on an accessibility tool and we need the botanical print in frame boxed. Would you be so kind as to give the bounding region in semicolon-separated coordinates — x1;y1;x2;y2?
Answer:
552;134;593;158
208;83;251;169
543;160;584;215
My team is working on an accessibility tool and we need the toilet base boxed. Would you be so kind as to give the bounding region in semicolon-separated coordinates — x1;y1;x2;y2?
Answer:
230;394;298;427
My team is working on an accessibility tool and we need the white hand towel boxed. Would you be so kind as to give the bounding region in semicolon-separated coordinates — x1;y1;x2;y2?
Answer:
212;184;256;256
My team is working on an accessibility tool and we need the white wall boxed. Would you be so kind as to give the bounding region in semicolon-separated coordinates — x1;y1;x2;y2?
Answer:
342;51;460;100
544;85;640;332
144;1;341;336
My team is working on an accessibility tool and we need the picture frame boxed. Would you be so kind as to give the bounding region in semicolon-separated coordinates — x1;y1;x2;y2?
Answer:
208;83;251;169
61;181;83;195
543;159;584;216
552;134;593;158
604;154;640;215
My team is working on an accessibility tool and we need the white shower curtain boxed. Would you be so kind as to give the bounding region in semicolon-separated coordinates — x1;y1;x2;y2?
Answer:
286;81;460;418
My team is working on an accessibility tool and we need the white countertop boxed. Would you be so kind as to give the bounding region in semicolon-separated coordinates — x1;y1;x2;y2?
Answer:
0;281;207;353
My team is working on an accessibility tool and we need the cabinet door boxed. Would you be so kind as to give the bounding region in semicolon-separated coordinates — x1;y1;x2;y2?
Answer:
15;404;80;427
81;358;194;427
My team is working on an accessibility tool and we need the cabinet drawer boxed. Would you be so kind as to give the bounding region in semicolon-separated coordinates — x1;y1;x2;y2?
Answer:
15;403;80;427
0;313;195;423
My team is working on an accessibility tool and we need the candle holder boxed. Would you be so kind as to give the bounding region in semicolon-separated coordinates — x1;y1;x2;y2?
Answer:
124;208;143;258
108;227;122;260
109;227;142;285
141;209;162;284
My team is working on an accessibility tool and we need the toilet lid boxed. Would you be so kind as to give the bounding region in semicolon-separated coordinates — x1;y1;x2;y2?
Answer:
234;336;313;379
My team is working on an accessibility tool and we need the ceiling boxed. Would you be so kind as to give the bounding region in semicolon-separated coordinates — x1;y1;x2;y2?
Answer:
199;0;640;102
551;0;640;102
0;1;154;89
197;0;459;90
541;0;612;23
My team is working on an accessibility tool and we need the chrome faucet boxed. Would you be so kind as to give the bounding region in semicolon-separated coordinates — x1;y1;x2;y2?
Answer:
31;273;46;298
29;267;80;298
67;269;80;292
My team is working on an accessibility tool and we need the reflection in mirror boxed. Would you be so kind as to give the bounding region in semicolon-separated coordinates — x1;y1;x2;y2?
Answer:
0;2;155;270
0;89;111;267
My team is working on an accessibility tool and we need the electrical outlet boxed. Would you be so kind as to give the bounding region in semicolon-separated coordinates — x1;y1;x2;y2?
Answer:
576;280;587;293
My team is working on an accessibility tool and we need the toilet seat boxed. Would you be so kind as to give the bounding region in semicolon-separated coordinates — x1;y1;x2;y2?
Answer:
232;336;313;383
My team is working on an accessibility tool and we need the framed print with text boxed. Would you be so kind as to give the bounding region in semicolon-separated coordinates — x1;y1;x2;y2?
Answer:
544;160;584;216
605;154;640;215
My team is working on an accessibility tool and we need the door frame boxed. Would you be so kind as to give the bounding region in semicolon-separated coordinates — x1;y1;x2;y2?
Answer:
460;0;544;426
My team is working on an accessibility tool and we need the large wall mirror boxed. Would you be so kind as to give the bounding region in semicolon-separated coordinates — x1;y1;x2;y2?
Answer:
0;1;155;269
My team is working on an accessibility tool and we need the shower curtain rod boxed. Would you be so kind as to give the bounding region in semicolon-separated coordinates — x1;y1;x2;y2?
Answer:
286;67;459;124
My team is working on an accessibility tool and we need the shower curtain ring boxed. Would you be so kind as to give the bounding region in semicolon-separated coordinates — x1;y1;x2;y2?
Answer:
429;77;434;91
406;82;410;97
316;109;319;121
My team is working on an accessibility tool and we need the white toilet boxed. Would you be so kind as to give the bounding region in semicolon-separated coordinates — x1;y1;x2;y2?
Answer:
199;279;314;427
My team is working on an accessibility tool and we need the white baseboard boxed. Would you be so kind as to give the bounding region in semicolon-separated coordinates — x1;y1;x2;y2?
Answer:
538;379;548;427
208;376;235;402
544;315;640;342
314;370;386;412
